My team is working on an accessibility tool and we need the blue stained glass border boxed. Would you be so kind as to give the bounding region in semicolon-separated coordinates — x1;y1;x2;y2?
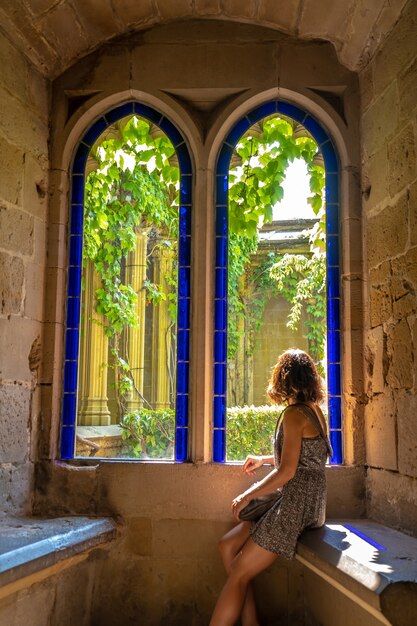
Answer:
213;99;342;465
61;101;192;461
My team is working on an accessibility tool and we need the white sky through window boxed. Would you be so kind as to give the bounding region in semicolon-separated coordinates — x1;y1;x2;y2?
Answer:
272;158;316;221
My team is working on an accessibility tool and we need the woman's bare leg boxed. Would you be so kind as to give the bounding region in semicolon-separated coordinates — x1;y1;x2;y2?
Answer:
210;537;278;626
218;523;259;626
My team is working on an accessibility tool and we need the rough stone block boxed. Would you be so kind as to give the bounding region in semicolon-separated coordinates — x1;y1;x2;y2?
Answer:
361;144;389;211
112;0;154;25
393;292;416;320
0;461;33;515
14;584;56;626
0;33;28;104
365;391;398;471
34;461;98;516
155;0;193;20
369;283;392;327
397;391;417;478
23;152;48;220
0;383;31;463
0;317;42;382
0;205;34;256
365;326;386;394
0;86;48;156
0;252;24;315
367;468;417;536
195;0;221;14
399;56;417;121
366;193;408;268
391;246;417;294
70;0;122;41
152;519;227;559
409;180;417;246
373;0;417;96
122;517;153;556
298;0;354;39
258;0;300;31
388;123;417;197
222;0;257;18
0;140;24;207
38;4;89;66
361;82;398;156
387;318;413;389
54;561;95;626
27;68;49;123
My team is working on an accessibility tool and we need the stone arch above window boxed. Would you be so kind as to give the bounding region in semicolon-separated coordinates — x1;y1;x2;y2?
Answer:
212;100;342;464
60;101;192;462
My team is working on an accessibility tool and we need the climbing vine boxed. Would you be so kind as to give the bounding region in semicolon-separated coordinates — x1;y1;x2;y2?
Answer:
226;115;327;368
83;116;179;416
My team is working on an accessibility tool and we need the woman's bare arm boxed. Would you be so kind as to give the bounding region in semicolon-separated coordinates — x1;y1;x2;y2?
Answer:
232;408;305;518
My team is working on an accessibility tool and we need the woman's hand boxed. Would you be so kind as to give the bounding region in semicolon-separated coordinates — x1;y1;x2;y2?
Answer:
242;455;265;475
231;493;250;521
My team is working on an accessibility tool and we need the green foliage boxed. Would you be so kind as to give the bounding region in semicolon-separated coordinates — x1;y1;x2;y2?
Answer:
83;116;180;417
226;115;327;366
120;408;175;459
226;405;282;461
119;405;283;461
268;253;326;366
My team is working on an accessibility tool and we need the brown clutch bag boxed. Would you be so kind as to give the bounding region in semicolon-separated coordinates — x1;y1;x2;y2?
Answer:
238;491;282;521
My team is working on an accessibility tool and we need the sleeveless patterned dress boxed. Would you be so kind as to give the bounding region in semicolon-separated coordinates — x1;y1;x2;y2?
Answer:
250;404;332;560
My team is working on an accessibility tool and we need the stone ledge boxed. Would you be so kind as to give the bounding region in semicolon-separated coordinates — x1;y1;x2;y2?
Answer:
0;516;117;596
297;519;417;626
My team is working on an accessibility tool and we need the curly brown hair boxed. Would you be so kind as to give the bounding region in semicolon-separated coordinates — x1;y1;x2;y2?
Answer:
267;349;324;405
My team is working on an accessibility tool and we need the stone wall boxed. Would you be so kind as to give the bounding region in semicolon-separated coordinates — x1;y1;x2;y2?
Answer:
361;0;417;535
0;559;96;626
0;32;49;514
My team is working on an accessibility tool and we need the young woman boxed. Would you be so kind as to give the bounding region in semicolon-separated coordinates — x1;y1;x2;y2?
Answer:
209;349;332;626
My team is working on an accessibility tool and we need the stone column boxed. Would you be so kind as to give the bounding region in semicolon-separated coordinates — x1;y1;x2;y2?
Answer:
125;230;148;412
151;246;174;409
78;261;111;425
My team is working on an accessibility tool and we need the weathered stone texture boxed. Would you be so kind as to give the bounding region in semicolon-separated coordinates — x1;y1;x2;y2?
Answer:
409;180;417;246
369;283;392;327
0;141;24;207
23;153;48;221
365;326;386;394
222;0;257;19
399;56;417;120
365;391;398;471
367;468;417;536
362;144;389;211
397;392;417;478
0;318;42;382
195;0;221;15
0;206;34;256
0;461;33;514
386;318;413;389
391;246;417;298
0;383;30;463
71;0;123;41
0;252;24;315
156;0;193;20
39;3;89;65
258;0;300;30
112;0;155;25
0;32;28;104
361;82;398;156
388;123;417;197
366;194;408;268
372;0;417;96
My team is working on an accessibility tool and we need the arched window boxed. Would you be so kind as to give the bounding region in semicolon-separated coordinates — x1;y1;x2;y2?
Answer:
60;102;192;462
213;100;341;464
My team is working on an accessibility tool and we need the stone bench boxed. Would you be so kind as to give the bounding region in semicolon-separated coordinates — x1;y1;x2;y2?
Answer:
0;516;117;601
296;519;417;626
